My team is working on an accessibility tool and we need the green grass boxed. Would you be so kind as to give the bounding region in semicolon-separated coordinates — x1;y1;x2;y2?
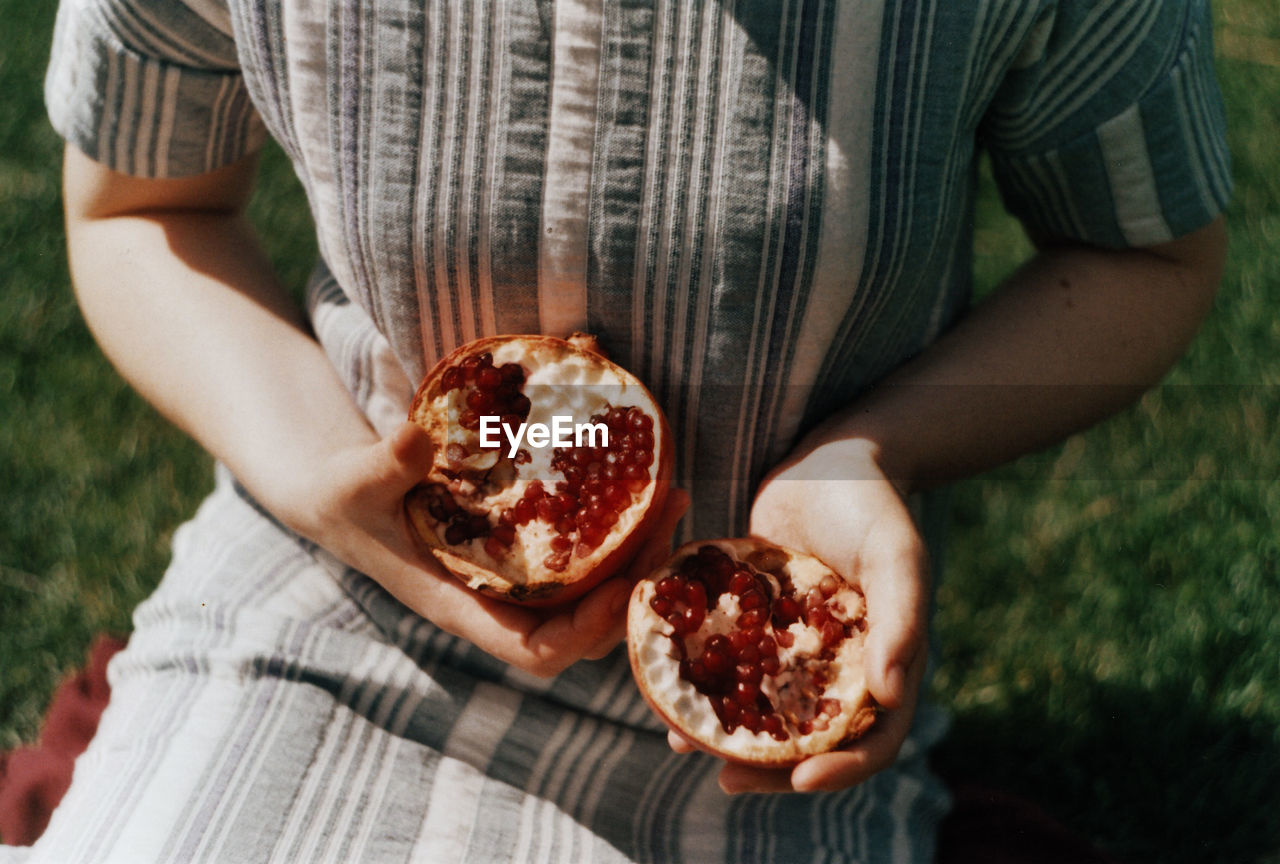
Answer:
2;3;1278;862
931;28;1280;863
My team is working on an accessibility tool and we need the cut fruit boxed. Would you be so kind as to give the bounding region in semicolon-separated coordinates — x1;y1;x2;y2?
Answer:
627;538;877;766
405;333;672;606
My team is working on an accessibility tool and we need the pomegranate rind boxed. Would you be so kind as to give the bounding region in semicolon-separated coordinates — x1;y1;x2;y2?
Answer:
627;539;876;767
406;334;673;607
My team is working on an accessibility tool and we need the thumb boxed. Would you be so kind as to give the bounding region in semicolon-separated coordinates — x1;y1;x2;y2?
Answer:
860;534;929;711
371;421;435;492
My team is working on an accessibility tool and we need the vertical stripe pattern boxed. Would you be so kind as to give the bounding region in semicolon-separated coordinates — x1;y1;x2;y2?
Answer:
36;0;1233;861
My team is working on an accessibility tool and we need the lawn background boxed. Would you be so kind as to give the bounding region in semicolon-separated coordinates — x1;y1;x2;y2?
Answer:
2;3;1277;861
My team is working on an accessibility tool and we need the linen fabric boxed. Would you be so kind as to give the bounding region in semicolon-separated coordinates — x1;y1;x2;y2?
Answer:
23;0;1230;861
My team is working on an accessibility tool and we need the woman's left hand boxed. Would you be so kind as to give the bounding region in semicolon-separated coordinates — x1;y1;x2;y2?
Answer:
667;439;930;794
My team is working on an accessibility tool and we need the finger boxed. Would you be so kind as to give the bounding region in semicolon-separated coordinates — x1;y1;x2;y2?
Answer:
575;576;635;659
857;519;929;710
718;763;796;795
626;488;691;581
372;421;435;493
790;647;926;792
520;575;633;672
667;729;698;754
583;489;691;661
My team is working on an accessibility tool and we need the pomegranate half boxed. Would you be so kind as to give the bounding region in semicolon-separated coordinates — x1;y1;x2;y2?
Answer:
405;333;672;606
627;539;877;766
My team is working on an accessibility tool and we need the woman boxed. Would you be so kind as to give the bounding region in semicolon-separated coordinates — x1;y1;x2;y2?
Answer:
21;0;1228;860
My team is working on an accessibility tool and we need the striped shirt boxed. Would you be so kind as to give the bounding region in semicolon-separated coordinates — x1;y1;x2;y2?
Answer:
27;0;1231;862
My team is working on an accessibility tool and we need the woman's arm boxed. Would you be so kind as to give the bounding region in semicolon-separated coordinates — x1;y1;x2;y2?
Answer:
807;217;1228;496
63;146;684;676
711;218;1227;794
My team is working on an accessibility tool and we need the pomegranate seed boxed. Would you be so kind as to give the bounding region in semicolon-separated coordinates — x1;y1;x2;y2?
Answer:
763;714;786;740
735;663;763;685
555;516;576;535
523;480;545;500
551;534;573;553
681;658;708;685
513;498;536;524
627;407;652;432
466;513;489;537
466;388;495;413
664;612;686;636
821;620;845;647
543;549;570;572
491;524;516;546
682;580;707;611
476;366;502;390
758;635;777;657
729;570;755;596
445;442;468;464
774;596;802;626
579;523;607;548
738;608;768;630
656;576;683;600
682;605;705;632
739;590;766;611
441;366;465;392
444;523;468;545
604;484;631;511
484;536;506;558
703;647;732;676
536;498;558;523
775;629;795;649
460;355;482;376
623;464;649;492
818;698;841;717
798;720;814;736
650;595;673;617
819;574;840;597
737;644;760;665
509;393;532;416
628;447;655;468
513;448;531;465
760;655;781;676
734;680;759;707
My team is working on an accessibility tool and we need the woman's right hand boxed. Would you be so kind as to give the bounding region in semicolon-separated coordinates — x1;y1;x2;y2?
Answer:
292;421;690;678
63;147;688;680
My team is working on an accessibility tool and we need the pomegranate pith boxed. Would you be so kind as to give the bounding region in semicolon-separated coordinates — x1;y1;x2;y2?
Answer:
627;539;877;766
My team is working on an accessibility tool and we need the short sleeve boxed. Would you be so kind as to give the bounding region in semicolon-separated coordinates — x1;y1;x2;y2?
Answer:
980;0;1232;248
44;0;267;178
